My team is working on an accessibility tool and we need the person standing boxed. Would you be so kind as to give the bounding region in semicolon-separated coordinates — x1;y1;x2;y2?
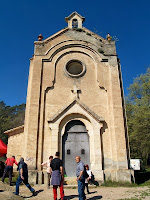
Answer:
41;155;53;189
13;157;36;196
85;164;91;194
2;155;18;185
50;152;64;200
75;156;86;200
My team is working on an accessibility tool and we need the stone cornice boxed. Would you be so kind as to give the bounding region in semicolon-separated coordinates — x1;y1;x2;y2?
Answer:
4;125;24;136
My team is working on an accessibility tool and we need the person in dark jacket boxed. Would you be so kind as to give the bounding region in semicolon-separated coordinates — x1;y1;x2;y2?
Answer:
13;157;36;196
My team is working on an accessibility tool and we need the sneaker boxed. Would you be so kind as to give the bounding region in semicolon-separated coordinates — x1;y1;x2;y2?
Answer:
32;191;36;196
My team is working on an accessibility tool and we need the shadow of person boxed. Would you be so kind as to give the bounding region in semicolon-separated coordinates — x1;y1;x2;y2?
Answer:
20;194;33;198
19;189;44;198
88;195;103;199
87;191;97;194
35;189;44;195
64;195;79;199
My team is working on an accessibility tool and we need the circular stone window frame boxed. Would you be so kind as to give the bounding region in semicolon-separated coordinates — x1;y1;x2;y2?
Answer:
64;59;86;78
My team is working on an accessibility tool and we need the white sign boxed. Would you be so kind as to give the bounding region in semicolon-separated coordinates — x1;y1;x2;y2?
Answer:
130;159;140;170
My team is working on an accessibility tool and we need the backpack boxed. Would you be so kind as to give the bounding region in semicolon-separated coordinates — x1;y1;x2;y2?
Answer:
91;171;95;182
83;165;89;178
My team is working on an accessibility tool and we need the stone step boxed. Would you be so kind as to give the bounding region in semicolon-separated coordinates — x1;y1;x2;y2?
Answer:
64;177;77;185
63;177;100;186
63;184;97;189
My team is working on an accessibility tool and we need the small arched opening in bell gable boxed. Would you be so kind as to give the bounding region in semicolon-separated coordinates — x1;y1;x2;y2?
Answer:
72;18;78;28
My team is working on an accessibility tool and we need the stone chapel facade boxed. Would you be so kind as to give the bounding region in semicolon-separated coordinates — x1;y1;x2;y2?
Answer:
5;12;133;184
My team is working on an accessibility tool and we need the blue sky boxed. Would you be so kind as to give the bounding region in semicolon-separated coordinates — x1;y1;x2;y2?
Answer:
0;0;150;106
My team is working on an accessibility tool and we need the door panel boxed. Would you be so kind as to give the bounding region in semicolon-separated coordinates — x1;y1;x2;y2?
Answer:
62;131;90;177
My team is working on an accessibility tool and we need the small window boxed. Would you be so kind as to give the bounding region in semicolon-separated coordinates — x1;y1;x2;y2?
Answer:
72;19;78;28
81;149;85;154
67;149;71;154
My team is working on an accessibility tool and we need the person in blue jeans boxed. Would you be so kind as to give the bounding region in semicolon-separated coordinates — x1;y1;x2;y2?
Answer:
13;157;36;196
75;156;86;200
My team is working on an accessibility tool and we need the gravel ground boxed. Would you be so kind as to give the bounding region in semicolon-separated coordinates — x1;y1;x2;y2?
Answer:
0;182;150;200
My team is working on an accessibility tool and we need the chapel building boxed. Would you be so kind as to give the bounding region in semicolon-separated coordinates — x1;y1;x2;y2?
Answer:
5;12;133;184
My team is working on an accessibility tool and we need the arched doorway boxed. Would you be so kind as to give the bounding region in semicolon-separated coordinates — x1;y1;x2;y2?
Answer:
62;120;90;177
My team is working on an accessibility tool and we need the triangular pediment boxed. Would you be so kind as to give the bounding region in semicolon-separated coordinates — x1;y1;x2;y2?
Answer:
65;11;85;23
47;98;104;123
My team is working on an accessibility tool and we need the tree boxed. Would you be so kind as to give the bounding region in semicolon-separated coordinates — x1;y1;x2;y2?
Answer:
126;67;150;166
0;101;25;144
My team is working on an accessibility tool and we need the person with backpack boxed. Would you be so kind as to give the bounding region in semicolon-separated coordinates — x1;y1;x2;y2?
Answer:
85;164;91;194
2;155;18;186
13;157;36;196
75;156;86;200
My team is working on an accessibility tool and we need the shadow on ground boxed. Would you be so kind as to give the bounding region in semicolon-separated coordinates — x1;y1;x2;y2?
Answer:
19;189;44;198
64;195;78;199
88;196;102;200
87;191;97;194
64;195;103;200
64;192;102;200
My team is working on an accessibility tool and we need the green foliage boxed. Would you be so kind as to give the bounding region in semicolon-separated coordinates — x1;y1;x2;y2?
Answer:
101;169;150;187
0;157;6;162
101;180;136;187
139;179;150;186
119;188;150;200
4;176;18;185
126;68;150;166
0;101;25;144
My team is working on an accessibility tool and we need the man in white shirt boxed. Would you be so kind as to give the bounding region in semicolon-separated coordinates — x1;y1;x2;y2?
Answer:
41;156;53;189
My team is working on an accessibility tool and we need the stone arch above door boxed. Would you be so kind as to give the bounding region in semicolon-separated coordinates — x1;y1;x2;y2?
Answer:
47;98;105;180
